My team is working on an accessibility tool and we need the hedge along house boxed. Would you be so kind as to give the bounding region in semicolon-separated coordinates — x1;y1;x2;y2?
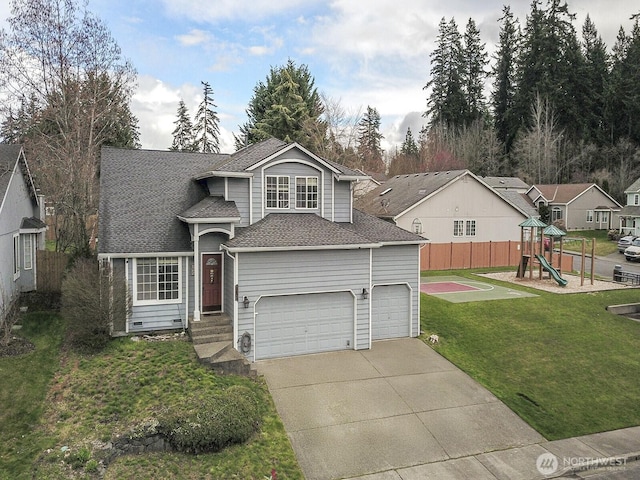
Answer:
98;139;426;361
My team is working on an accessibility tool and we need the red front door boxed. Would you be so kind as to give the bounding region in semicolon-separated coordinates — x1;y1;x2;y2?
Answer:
202;254;222;312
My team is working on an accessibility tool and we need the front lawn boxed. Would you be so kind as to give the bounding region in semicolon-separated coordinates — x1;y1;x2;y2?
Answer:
421;270;640;441
0;312;302;479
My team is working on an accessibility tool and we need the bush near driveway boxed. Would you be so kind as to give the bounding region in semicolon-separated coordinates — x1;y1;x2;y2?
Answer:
421;270;640;440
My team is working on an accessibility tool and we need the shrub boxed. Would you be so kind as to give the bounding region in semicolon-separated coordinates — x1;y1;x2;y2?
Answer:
61;257;129;353
158;386;261;454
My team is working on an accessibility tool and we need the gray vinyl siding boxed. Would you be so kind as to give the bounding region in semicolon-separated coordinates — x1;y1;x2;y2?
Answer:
236;249;371;358
227;177;250;226
112;258;127;333
0;159;40;301
18;234;35;292
333;180;351;222
125;256;189;332
372;245;420;337
198;231;228;253
206;178;225;196
223;252;235;317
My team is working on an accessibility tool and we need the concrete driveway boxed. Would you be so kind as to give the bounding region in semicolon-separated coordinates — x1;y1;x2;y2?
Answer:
257;338;544;480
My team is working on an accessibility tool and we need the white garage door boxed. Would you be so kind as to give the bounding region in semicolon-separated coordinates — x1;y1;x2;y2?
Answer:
255;292;354;360
372;285;410;340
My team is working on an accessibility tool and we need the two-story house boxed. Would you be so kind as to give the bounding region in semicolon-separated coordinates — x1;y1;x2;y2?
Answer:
98;139;425;361
0;145;46;315
617;178;640;236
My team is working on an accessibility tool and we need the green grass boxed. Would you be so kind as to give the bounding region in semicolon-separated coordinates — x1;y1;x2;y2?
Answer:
35;338;303;479
561;229;617;256
421;269;640;440
0;312;65;480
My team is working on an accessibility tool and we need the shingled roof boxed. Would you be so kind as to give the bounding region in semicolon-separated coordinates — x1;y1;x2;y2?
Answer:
179;196;240;221
99;147;224;254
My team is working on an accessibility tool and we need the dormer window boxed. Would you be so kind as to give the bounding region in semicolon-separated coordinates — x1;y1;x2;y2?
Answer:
266;175;289;209
296;176;318;209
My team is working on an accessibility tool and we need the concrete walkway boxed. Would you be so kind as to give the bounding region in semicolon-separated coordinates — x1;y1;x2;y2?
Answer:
257;339;640;480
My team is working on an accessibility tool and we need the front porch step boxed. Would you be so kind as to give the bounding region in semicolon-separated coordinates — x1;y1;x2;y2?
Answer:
189;313;232;345
192;332;234;345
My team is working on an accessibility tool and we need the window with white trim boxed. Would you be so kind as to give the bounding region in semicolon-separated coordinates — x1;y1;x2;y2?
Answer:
13;234;20;279
551;207;563;222
134;257;181;304
266;176;289;209
453;220;464;237
586;210;593;222
601;211;608;223
465;220;476;236
295;176;318;209
23;235;33;270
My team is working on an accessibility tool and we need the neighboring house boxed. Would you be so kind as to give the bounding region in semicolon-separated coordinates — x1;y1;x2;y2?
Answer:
353;169;387;198
617;178;640;236
480;176;529;194
526;183;622;230
481;176;538;219
0;145;46;313
354;170;531;243
98;138;425;361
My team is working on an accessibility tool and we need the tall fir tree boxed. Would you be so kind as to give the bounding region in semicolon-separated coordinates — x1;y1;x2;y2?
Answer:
462;18;488;125
425;17;466;129
170;99;196;151
194;81;220;153
356;106;385;172
491;6;520;154
581;15;609;146
401;127;419;156
236;59;326;151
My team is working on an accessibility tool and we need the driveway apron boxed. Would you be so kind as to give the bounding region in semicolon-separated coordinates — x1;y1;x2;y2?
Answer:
257;338;544;480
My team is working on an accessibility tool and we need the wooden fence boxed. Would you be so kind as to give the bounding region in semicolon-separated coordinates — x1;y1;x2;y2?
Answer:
420;241;573;272
36;250;70;293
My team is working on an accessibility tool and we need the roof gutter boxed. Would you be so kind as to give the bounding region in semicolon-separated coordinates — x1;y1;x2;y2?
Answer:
177;216;241;224
220;242;381;254
193;171;254;180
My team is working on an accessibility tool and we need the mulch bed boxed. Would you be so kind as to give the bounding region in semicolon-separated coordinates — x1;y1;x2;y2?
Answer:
0;335;35;357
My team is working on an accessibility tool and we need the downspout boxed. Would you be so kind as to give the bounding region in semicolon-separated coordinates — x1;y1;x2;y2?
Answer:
224;248;239;351
184;256;189;329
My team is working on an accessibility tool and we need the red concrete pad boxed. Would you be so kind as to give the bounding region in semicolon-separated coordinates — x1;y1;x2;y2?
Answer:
421;281;480;294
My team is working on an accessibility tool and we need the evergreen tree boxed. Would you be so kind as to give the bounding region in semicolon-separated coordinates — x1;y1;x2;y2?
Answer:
606;20;640;145
356;106;385;172
491;6;520;153
462;18;488;125
194;81;220;153
580;15;609;146
425;17;466;129
401;127;419;156
236;59;326;151
170;100;196;151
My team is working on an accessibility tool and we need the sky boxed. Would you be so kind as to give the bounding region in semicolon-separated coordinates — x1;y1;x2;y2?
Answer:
0;0;636;154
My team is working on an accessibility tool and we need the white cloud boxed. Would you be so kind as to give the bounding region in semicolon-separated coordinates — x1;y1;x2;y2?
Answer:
176;29;212;46
131;75;236;153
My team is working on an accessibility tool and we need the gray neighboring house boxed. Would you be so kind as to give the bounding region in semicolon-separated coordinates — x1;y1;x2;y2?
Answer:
526;183;622;230
617;178;640;235
98;138;425;361
0;145;46;315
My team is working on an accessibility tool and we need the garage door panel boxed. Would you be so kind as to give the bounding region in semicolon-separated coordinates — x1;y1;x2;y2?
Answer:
372;285;410;340
256;292;353;360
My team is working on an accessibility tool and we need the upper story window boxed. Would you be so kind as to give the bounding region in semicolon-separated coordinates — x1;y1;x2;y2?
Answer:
296;177;318;209
453;220;464;237
134;257;181;305
266;176;289;209
454;220;476;237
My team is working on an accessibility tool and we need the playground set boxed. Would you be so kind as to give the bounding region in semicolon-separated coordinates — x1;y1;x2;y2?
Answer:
517;218;596;287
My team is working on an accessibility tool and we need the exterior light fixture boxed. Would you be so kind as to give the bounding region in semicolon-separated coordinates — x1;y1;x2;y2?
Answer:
362;288;368;300
243;296;249;308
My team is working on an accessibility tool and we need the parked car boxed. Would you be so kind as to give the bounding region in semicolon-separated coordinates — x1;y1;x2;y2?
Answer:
618;235;637;253
624;238;640;262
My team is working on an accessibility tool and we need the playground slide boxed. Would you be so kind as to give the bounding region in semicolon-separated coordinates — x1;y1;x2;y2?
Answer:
535;254;568;287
